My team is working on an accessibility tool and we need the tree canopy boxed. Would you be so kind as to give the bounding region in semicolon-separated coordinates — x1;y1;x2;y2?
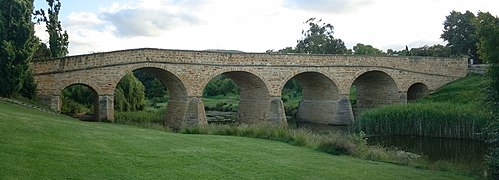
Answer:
295;18;347;54
441;10;480;63
352;43;384;55
34;0;69;58
0;0;38;98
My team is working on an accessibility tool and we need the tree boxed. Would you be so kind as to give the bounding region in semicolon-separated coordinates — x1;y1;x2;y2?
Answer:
114;73;146;111
0;0;38;98
441;10;480;63
409;44;452;57
34;0;68;58
295;18;347;54
352;43;384;55
475;11;499;178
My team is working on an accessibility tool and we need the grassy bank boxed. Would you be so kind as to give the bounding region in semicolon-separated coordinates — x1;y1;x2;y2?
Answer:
355;74;492;139
0;100;475;179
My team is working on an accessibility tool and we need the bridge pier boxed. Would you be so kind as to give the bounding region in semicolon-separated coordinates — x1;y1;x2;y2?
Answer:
296;94;353;125
268;97;287;126
97;94;114;122
399;91;408;104
183;96;208;127
165;96;207;129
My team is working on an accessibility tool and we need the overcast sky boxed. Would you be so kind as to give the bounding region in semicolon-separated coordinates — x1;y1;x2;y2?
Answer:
33;0;499;55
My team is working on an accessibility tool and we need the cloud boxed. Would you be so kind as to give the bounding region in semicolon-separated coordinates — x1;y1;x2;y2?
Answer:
101;8;199;37
283;0;372;13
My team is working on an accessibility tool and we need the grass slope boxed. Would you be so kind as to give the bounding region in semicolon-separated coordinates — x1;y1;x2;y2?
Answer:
0;101;471;179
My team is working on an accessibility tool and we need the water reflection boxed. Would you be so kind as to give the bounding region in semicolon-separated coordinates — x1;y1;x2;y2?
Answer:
368;135;488;167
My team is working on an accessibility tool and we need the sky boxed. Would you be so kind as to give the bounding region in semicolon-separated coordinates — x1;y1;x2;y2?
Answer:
33;0;499;55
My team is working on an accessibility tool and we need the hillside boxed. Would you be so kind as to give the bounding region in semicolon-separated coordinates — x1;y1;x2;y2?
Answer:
0;100;472;179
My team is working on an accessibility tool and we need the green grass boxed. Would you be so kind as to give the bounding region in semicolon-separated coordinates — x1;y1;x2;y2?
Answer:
355;74;493;139
0;101;474;179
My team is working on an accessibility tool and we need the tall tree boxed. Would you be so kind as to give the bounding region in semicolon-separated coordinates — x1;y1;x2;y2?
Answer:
34;0;68;58
0;0;38;98
295;18;347;54
475;11;499;178
352;43;384;55
441;10;480;63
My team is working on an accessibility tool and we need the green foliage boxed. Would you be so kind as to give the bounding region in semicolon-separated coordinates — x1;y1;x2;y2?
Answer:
34;0;69;58
203;75;239;97
61;85;94;115
441;10;480;63
134;70;167;99
355;103;489;139
0;0;38;98
352;43;384;55
408;44;452;57
114;72;146;112
354;75;491;140
474;11;499;179
295;18;347;54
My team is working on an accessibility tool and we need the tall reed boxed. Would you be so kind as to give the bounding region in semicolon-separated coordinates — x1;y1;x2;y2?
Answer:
354;102;491;140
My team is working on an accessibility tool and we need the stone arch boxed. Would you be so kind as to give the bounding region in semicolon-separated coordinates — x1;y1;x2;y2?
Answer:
351;70;399;115
407;83;430;102
114;66;190;128
281;72;352;125
60;83;99;121
202;70;272;124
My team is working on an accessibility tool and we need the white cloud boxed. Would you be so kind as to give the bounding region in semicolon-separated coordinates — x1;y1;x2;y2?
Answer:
283;0;373;14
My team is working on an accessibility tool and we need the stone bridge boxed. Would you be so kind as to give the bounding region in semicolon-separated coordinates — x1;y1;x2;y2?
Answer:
32;48;467;128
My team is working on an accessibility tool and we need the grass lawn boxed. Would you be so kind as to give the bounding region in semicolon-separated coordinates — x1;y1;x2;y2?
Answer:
0;101;473;179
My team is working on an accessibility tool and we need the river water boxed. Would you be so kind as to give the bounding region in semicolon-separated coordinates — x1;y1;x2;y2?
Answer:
367;135;488;169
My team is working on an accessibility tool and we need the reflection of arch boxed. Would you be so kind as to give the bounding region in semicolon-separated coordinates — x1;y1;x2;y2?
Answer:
352;70;399;114
204;71;271;124
283;72;350;125
61;83;98;121
407;83;429;102
114;67;189;128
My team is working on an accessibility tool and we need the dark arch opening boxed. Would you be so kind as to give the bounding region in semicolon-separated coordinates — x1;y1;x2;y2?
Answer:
113;67;188;128
351;71;399;116
407;83;429;102
282;72;343;127
61;84;98;121
202;71;270;124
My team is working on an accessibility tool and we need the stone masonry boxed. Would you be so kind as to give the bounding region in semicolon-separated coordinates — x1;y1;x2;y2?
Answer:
31;48;468;128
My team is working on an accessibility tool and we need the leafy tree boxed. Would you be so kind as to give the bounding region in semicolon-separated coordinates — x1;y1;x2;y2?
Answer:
409;44;452;57
475;11;499;178
295;18;347;54
441;10;480;63
0;0;38;98
34;0;68;58
134;71;167;99
114;73;146;111
352;43;384;55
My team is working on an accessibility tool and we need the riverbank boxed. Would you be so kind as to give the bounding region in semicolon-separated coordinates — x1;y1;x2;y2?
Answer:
0;100;476;179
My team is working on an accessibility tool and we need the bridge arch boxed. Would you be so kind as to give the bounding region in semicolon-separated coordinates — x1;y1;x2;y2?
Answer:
280;71;351;125
112;65;191;128
60;83;99;121
202;70;274;124
350;70;400;115
407;83;430;102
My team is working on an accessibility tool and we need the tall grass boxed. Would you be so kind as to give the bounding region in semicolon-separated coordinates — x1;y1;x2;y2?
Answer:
354;75;492;140
354;103;490;139
114;108;166;126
